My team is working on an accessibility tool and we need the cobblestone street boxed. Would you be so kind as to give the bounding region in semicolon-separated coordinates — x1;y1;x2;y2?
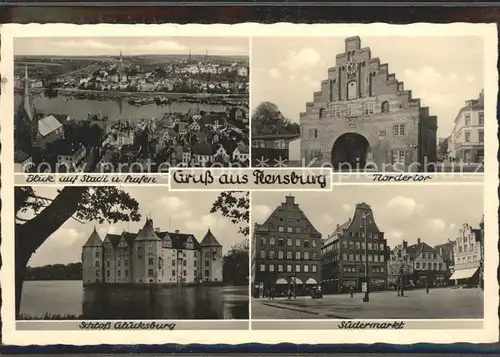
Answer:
252;287;483;319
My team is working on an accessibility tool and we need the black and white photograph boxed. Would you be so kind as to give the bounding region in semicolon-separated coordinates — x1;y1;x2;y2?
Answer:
15;187;249;320
251;36;485;172
251;186;484;319
14;37;250;173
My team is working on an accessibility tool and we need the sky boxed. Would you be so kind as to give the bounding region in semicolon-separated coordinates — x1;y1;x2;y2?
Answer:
22;187;247;267
251;36;485;138
14;37;249;57
251;186;483;249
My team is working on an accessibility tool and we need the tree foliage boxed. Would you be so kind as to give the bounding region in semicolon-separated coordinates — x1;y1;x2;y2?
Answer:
223;238;249;285
251;101;300;136
25;263;83;281
14;148;141;317
210;191;249;236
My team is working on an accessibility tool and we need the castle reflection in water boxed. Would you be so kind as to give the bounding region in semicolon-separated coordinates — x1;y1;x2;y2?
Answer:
82;284;248;320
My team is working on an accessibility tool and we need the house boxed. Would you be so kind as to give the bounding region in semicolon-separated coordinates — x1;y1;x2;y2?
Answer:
178;122;188;135
192;141;217;165
232;142;249;162
14;151;34;173
56;143;87;172
405;238;447;287
200;114;226;130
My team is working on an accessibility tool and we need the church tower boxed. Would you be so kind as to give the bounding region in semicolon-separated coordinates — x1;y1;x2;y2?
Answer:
16;65;40;152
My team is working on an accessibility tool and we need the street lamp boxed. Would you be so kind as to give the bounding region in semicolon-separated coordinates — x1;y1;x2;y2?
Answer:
361;211;372;302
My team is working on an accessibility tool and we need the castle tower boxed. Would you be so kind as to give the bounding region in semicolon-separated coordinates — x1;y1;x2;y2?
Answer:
200;228;223;283
82;227;103;285
133;218;162;283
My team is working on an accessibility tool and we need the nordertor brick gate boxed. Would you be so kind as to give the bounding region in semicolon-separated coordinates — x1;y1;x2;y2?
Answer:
300;36;437;171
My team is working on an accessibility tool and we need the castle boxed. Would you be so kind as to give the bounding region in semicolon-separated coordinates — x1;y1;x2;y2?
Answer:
82;218;223;285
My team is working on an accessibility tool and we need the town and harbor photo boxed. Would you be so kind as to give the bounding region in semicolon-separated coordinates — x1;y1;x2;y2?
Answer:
251;186;484;319
14;37;249;173
15;187;249;320
251;36;485;172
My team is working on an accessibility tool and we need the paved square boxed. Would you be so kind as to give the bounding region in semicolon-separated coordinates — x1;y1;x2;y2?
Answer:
252;287;483;319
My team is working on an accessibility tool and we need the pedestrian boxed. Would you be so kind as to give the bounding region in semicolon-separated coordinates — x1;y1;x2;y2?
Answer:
350;286;354;298
400;284;405;297
269;288;275;300
426;281;430;294
288;288;292;300
397;283;400;297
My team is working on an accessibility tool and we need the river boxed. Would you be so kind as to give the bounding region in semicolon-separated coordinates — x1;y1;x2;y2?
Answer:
17;94;228;121
20;280;249;320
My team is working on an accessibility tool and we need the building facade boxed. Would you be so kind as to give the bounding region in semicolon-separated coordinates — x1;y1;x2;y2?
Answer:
405;238;447;287
450;221;482;286
434;239;456;280
300;36;437;171
448;90;484;162
252;195;322;295
387;240;414;287
321;202;388;293
82;219;223;285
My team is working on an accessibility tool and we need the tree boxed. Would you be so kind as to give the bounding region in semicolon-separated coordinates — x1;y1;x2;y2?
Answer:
14;148;141;318
223;239;249;285
251;101;300;136
210;191;249;237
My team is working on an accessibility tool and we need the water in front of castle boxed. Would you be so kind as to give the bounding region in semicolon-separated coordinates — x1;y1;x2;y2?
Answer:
20;281;249;319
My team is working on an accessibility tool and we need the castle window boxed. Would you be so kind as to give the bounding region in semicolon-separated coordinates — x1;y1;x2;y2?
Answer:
287;251;293;259
381;101;390;113
95;260;100;268
148;269;154;277
392;124;405;136
304;240;310;248
347;81;357;100
260;264;265;272
95;251;99;258
204;269;210;276
96;270;100;277
312;265;317;273
363;102;375;115
295;264;301;273
479;112;484;125
278;251;284;259
278;264;284;272
296;252;301;260
319;108;325;119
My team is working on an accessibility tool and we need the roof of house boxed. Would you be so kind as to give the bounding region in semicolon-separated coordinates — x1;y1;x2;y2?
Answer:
38;115;63;137
104;233;122;248
83;227;103;247
135;218;161;241
234;141;249;154
406;241;438;259
157;231;201;250
200;228;222;247
193;141;217;156
200;114;226;126
14;150;31;163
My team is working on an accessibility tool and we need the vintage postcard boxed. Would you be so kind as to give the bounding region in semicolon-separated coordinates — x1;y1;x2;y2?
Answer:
1;23;498;346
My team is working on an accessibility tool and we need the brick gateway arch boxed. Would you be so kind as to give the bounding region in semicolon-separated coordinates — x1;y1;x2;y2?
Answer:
331;132;372;170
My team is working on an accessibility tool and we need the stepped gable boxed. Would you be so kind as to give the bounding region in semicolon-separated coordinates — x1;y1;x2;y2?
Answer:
83;227;103;247
344;202;381;234
135;218;161;241
200;228;222;247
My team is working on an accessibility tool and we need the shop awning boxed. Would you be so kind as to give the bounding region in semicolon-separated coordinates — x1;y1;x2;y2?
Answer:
306;278;318;285
450;267;479;280
276;278;288;285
